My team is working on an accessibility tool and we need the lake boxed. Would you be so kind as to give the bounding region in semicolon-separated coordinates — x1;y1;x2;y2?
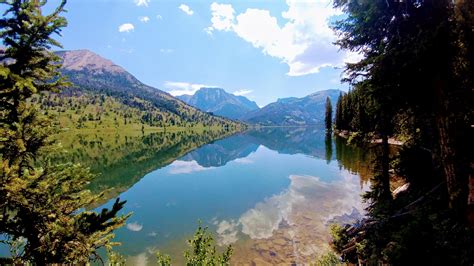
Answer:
0;127;373;264
70;127;370;265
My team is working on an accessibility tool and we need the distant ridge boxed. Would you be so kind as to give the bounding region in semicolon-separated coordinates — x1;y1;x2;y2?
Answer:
178;87;259;120
242;89;341;126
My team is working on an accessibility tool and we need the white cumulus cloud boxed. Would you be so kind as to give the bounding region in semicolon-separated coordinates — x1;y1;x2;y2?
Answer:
206;0;361;76
118;23;134;33
233;89;252;96
179;4;194;15
134;0;150;7
205;2;235;34
139;16;150;23
164;81;215;96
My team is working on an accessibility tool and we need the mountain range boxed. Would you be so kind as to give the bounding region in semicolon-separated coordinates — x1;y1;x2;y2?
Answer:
43;50;242;130
44;49;341;129
178;87;259;120
242;89;341;126
179;86;341;126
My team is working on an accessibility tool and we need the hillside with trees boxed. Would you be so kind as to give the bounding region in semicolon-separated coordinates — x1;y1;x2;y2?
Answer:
36;50;244;131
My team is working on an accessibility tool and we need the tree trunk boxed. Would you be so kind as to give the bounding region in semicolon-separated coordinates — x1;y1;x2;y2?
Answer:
436;111;467;215
435;79;468;221
380;132;392;201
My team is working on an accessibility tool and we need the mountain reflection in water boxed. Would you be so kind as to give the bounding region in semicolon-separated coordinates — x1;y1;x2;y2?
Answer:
55;127;373;264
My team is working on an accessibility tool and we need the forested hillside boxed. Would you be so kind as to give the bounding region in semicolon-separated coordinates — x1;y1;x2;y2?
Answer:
37;50;243;131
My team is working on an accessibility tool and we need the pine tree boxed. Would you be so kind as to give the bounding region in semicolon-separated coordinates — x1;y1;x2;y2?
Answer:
0;0;129;263
335;93;343;130
324;96;332;132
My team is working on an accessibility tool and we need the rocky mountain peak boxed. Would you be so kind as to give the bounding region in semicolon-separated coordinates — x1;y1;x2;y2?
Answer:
58;49;126;74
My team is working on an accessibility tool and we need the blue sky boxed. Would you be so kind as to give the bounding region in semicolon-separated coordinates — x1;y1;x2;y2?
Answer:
51;0;357;106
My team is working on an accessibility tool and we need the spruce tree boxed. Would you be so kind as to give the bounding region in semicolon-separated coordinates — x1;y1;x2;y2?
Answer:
0;0;128;263
335;93;343;130
324;96;332;132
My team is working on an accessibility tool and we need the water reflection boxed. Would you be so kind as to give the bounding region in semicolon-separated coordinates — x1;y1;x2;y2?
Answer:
54;127;375;264
127;222;144;232
325;133;333;164
179;127;335;169
52;129;236;200
215;173;366;264
167;160;215;174
182;134;259;167
246;127;330;159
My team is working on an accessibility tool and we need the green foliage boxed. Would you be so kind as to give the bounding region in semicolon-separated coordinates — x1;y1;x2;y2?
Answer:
107;248;126;265
334;93;342;131
324;96;332;132
0;0;128;263
156;251;172;266
333;0;472;209
328;224;349;254
184;224;233;265
154;224;233;266
334;88;373;134
34;91;245;131
330;0;474;264
312;252;341;266
3;163;129;262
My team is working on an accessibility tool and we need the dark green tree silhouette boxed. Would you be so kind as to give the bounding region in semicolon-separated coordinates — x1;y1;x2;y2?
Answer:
324;96;332;132
324;133;333;164
330;0;474;264
334;0;471;215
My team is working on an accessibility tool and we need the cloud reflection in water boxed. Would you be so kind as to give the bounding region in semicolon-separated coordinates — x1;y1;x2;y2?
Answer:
215;173;366;249
168;160;214;174
126;221;144;232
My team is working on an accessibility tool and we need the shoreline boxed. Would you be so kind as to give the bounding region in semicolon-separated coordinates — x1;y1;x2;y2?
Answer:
335;130;404;146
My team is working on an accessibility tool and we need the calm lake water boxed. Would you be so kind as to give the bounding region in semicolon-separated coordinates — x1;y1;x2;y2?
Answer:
92;127;371;265
0;127;373;264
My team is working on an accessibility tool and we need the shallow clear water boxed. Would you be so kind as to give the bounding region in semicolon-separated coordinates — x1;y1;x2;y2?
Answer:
95;127;370;265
